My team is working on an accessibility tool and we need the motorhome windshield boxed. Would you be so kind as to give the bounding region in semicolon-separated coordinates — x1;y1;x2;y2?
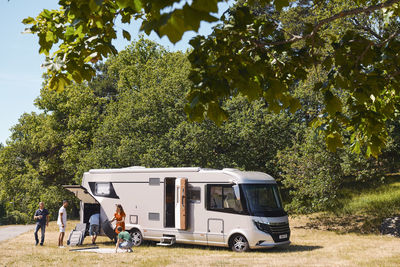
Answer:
241;184;286;217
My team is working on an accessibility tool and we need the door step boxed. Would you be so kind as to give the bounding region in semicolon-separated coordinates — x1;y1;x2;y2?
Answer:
156;236;176;246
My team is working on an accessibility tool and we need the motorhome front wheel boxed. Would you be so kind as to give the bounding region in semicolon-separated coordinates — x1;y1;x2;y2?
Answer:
230;234;250;252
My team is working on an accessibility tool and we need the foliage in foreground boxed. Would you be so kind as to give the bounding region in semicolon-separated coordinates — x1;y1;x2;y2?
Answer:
23;0;400;157
1;39;400;224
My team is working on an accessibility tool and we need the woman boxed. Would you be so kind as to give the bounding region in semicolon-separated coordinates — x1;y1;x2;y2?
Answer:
111;204;126;234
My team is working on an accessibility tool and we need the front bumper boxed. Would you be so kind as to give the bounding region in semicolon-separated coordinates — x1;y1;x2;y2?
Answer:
251;240;291;249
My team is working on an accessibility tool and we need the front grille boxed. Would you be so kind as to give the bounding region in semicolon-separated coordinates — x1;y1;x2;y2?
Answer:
254;221;290;243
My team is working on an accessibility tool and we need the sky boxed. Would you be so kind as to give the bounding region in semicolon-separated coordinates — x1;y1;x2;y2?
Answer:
0;0;230;145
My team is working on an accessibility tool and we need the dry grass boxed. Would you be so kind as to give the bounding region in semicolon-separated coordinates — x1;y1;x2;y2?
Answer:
0;218;399;267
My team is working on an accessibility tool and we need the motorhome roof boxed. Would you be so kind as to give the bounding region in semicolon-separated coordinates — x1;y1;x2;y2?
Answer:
221;169;275;183
87;167;275;183
89;167;201;174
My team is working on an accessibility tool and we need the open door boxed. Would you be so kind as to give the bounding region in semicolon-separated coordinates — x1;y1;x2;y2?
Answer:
63;185;97;204
175;178;188;230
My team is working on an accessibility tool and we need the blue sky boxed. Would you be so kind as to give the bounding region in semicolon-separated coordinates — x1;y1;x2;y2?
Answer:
0;0;230;145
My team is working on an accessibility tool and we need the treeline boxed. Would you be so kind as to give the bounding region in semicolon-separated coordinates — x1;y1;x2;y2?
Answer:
0;38;399;224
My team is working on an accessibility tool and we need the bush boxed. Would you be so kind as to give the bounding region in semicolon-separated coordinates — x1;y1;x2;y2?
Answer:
276;129;343;213
0;210;30;225
276;127;388;214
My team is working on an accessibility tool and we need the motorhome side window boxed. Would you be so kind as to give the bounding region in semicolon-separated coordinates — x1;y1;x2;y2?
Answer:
95;182;111;195
88;182;119;199
188;186;201;203
207;184;244;214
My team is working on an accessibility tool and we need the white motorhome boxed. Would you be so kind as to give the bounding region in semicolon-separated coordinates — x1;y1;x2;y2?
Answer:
64;167;290;252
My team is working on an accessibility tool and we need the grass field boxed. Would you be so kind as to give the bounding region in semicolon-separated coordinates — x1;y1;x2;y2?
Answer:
0;218;399;267
318;180;400;234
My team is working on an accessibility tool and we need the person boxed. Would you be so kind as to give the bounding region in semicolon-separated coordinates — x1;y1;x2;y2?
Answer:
57;200;68;248
110;204;126;234
33;202;49;246
89;212;100;245
115;226;133;253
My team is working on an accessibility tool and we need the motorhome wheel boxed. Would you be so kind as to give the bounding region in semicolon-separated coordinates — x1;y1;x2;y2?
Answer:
230;234;249;252
130;229;143;246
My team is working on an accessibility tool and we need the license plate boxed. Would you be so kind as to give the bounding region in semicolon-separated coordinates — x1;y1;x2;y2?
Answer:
279;234;287;239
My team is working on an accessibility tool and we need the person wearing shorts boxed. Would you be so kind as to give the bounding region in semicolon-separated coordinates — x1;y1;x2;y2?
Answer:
57;200;68;248
89;213;100;245
115;226;133;253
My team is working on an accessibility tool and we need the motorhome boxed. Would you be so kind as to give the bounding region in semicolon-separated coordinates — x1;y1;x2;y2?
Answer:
64;167;290;252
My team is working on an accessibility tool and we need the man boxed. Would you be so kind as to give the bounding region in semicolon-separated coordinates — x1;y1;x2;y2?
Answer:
115;226;133;253
33;202;49;246
89;212;100;245
57;200;68;248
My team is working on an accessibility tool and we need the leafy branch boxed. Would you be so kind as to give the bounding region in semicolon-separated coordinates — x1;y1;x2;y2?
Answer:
258;0;400;47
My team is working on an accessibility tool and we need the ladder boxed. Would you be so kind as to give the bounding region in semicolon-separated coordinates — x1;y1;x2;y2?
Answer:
67;223;87;246
156;236;176;246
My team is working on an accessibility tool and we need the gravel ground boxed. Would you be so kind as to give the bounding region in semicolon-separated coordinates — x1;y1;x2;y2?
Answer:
0;225;35;242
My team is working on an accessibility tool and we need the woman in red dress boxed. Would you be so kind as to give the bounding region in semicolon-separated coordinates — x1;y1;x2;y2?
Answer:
111;204;126;234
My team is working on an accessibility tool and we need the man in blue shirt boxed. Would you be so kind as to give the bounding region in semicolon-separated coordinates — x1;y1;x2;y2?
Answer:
33;202;49;246
89;213;100;245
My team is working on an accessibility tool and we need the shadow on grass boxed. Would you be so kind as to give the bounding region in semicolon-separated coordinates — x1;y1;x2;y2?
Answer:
268;244;323;253
100;241;323;254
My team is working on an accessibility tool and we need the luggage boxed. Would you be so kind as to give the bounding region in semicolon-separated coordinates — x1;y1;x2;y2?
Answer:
67;223;87;246
101;219;116;241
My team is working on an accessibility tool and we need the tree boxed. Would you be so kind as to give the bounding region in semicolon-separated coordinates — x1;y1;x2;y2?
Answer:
80;39;297;174
24;0;400;157
3;38;400;221
0;113;74;221
187;0;400;157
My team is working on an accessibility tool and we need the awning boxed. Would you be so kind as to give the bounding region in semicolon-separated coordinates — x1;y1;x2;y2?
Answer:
63;185;98;204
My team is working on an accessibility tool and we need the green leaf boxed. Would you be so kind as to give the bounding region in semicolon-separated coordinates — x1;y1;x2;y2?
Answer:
133;0;144;11
192;0;218;13
45;31;55;42
288;97;301;114
116;0;131;9
207;102;228;125
324;91;342;115
57;76;68;92
274;0;290;12
352;140;361;154
41;9;52;19
185;102;205;122
22;17;35;25
122;30;131;41
65;27;75;38
326;132;343;152
84;52;98;63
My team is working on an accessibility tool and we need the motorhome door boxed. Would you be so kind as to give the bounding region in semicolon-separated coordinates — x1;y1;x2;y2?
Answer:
63;185;100;227
175;178;188;230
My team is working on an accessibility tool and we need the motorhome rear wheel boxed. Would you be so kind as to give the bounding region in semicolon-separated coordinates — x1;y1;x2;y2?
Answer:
130;229;143;246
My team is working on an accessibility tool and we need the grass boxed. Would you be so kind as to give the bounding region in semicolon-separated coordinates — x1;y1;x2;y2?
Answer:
341;182;400;216
297;178;400;235
0;219;400;266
